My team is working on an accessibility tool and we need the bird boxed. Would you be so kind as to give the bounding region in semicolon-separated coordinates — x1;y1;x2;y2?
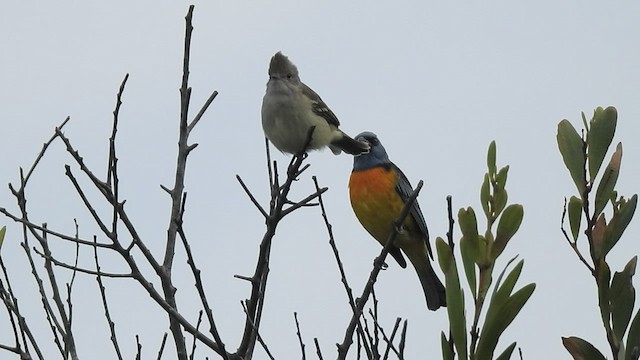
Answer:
261;51;369;155
348;131;446;311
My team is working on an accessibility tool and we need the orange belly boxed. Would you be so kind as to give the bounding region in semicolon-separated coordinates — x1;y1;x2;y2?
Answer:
349;167;407;245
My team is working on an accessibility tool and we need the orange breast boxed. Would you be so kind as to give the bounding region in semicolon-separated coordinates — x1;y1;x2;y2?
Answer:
349;167;406;245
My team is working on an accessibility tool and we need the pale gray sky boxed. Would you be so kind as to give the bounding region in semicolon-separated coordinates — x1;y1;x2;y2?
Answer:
2;1;640;359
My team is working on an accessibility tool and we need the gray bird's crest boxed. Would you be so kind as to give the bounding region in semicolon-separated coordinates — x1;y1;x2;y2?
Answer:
268;51;299;78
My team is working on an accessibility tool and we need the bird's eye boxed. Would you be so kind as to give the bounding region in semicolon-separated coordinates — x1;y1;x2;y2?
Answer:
286;73;292;79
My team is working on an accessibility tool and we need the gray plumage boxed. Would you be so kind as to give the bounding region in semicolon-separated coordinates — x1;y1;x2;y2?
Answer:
261;52;369;155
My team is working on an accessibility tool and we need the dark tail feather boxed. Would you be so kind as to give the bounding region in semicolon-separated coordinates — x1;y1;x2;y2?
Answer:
415;259;447;311
331;133;370;155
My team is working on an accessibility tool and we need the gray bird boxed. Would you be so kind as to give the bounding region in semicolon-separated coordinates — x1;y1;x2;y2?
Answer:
261;52;369;155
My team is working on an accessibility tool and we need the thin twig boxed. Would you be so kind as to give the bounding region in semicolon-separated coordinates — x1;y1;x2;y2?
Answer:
21;117;71;187
378;317;402;360
240;301;275;360
189;311;203;360
40;226;77;359
294;312;306;360
135;335;142;360
314;338;324;360
156;333;168;360
445;197;455;356
312;175;372;358
398;320;407;360
236;175;268;219
176;194;229;360
188;90;218;134
446;195;455;250
560;197;594;273
94;235;124;360
0;210;112;248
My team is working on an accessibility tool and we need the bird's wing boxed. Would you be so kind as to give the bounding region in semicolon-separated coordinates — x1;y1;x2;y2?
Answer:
393;164;433;259
301;83;341;127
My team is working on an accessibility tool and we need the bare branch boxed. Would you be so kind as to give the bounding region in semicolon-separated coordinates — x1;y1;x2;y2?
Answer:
106;73;129;187
313;176;372;358
135;335;142;360
189;311;203;360
188;90;218;134
94;235;124;360
240;301;275;360
446;195;455;250
0;209;112;249
236;175;268;219
314;338;324;360
176;194;229;360
156;333;168;360
0;255;43;360
21;116;71;188
376;316;402;359
294;312;306;360
398;320;407;360
32;247;132;278
39;227;78;359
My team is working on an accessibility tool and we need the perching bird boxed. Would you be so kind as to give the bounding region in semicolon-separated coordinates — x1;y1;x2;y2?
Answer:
348;131;446;311
261;51;369;155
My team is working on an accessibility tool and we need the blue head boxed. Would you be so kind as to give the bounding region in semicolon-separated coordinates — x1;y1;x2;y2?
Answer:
352;132;391;171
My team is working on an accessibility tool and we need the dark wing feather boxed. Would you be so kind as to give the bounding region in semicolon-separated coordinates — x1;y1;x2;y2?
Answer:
301;83;341;127
393;163;433;259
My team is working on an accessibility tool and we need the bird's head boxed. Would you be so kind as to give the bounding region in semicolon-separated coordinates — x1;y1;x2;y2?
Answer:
352;131;391;171
268;51;301;85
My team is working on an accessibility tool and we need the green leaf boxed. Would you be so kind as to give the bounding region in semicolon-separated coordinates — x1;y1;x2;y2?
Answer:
476;283;535;360
441;332;454;360
588;106;617;182
492;204;524;261
459;207;480;297
495;342;517;360
562;336;607;360
557;119;586;193
568;196;583;241
488;140;497;177
481;174;490;218
604;194;637;256
436;238;468;360
476;259;528;359
496;165;509;189
626;307;640;360
594;142;622;218
459;207;479;241
0;226;5;249
490;258;523;308
611;257;637;343
494;187;508;219
596;259;612;329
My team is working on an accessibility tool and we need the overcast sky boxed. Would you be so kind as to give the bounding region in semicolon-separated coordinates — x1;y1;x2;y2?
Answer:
2;1;640;359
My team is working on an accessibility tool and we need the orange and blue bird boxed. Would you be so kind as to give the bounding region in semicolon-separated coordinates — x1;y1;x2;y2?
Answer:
348;131;446;311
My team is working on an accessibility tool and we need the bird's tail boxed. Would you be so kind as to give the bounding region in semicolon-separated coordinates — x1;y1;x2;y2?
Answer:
330;132;370;155
412;256;447;311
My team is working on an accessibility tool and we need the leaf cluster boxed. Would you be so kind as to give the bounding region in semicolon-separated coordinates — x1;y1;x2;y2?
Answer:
558;107;639;359
439;142;534;360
